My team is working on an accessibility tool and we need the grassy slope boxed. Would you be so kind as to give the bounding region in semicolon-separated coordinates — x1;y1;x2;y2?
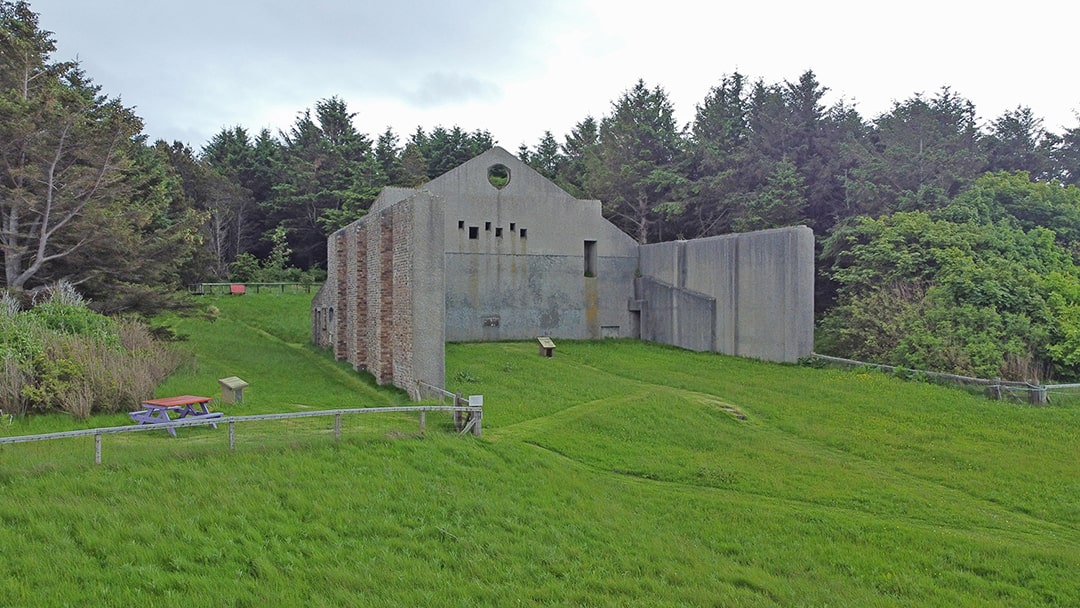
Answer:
0;292;1077;606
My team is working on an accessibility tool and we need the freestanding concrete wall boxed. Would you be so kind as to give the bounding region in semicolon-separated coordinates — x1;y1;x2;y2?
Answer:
637;276;717;352
638;226;814;362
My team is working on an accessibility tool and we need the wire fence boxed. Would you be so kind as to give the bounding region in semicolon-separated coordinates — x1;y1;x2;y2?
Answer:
0;402;483;466
810;353;1053;405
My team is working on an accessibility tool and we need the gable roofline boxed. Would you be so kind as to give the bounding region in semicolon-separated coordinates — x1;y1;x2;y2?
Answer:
425;146;582;202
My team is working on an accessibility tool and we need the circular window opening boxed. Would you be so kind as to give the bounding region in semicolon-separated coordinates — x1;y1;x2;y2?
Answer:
487;164;510;189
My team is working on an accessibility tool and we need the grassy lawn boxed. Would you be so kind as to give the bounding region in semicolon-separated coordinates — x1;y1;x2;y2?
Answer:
1;291;1078;606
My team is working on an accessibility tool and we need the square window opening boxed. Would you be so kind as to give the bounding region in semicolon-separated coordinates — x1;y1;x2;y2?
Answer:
519;228;527;238
458;220;465;229
495;227;503;237
485;221;492;231
468;226;479;239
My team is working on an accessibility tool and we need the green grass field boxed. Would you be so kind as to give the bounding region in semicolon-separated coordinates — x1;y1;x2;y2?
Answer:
1;291;1078;606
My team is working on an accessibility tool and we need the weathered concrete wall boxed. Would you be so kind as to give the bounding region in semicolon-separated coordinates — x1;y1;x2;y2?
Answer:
638;226;814;362
729;226;814;362
434;148;639;341
637;277;717;352
407;193;447;393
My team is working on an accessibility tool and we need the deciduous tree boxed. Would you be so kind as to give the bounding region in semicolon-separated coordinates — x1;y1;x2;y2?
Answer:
821;173;1080;380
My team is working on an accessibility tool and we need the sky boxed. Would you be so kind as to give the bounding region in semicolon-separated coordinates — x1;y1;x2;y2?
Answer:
29;0;1080;153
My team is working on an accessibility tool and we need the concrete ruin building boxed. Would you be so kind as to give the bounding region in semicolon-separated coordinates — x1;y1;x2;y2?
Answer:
311;147;814;398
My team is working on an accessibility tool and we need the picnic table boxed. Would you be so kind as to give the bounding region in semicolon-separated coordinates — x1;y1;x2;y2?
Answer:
129;395;222;436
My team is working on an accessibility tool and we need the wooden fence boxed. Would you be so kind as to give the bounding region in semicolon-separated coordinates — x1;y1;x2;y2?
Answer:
0;402;483;466
190;282;321;295
416;380;483;434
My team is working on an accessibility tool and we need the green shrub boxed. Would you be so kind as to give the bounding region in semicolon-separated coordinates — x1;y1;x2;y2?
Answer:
228;252;261;282
0;314;43;364
1;284;187;418
27;301;119;346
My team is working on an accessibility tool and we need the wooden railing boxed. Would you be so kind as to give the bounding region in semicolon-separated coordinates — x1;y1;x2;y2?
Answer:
190;282;322;295
416;380;483;434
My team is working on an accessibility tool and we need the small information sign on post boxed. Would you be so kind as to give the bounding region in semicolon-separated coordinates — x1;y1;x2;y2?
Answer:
218;376;249;404
537;336;556;357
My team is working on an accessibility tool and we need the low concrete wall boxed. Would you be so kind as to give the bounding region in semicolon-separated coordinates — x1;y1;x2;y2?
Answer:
638;277;716;352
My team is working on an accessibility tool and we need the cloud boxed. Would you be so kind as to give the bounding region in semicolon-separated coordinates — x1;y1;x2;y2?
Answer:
27;0;1080;149
31;0;569;144
405;72;501;108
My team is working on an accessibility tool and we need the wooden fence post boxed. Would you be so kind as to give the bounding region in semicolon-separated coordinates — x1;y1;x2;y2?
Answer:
453;393;464;430
94;433;102;465
228;422;235;450
334;414;342;441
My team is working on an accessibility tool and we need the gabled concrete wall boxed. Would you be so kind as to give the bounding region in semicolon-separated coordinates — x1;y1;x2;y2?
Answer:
432;148;638;342
638;226;814;362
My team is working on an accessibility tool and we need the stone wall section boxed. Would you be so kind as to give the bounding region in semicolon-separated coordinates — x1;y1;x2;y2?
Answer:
354;227;368;370
391;204;415;389
378;214;395;383
333;231;347;358
313;196;440;399
364;213;382;378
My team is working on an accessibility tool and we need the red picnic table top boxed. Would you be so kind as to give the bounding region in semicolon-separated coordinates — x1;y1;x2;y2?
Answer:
142;395;213;408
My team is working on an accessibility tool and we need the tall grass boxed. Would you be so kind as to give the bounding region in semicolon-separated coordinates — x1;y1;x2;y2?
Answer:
0;289;186;418
51;320;190;416
1;293;1079;606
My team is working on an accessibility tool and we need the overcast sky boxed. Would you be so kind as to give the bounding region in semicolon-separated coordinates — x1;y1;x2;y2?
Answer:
30;0;1080;152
